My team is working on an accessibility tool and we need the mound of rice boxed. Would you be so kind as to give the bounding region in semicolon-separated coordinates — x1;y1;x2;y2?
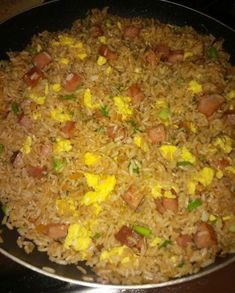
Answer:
0;8;234;285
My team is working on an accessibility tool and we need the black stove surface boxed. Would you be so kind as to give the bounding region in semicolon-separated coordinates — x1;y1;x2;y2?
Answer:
0;1;234;292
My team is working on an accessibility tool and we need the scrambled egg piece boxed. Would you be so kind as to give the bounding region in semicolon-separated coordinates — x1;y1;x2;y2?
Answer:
81;173;116;206
155;99;168;109
97;56;107;66
117;21;122;29
209;214;217;222
149;237;162;247
213;135;233;154
64;224;91;252
225;166;235;174
226;90;235;100
29;93;46;105
223;215;231;221
84;152;100;166
180;147;196;164
50;107;72;122
184;51;193;60
77;52;87;60
187;181;197;195
114;96;133;120
151;181;178;198
133;135;149;152
100;246;129;264
56;198;76;215
98;36;107;44
195;167;214;187
58;34;83;48
53;138;72;154
83;89;99;109
164;190;176;199
188;80;202;94
52;83;62;92
20;136;32;154
59;58;69;65
106;66;112;75
160;145;178;161
216;169;224;179
151;183;162;198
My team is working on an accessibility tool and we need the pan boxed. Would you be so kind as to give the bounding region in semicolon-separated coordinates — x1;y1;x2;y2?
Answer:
0;0;234;289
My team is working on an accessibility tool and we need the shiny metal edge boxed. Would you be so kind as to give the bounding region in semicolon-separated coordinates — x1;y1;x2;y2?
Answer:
1;247;235;289
0;0;235;288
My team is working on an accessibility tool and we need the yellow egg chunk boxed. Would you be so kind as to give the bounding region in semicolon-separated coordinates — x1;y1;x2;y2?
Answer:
149;237;162;247
84;152;100;166
64;224;91;252
114;96;133;120
97;56;107;66
77;52;87;60
213;135;233;154
225;166;235;174
29;93;46;105
106;66;112;75
216;170;224;179
195;167;214;187
52;83;62;92
180;147;196;164
56;198;76;215
83;89;99;109
98;36;107;44
188;80;202;94
53;138;72;154
184;51;193;60
133;135;149;152
100;246;127;262
164;190;176;199
151;183;162;198
209;214;217;222
187;181;196;195
50;108;72;122
59;58;69;65
160;145;178;161
226;90;235;100
20;136;32;154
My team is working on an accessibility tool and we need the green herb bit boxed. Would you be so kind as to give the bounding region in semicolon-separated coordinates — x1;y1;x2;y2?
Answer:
93;232;101;239
178;261;185;268
127;119;140;133
158;107;170;120
176;161;193;168
159;239;172;248
58;94;75;100
28;46;38;54
128;158;141;175
1;205;7;215
100;105;109;117
52;157;64;172
187;198;202;212
0;144;4;155
133;225;152;238
208;47;218;59
11;102;20;116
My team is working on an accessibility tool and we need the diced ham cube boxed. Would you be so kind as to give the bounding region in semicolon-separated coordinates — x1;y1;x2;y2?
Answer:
99;45;117;60
145;49;158;66
121;185;144;210
63;72;82;92
26;165;47;178
18;113;32;129
198;94;224;117
106;125;126;141
41;144;53;157
147;124;166;144
61;121;76;138
155;198;178;214
10;151;23;167
127;84;145;105
23;66;43;87
154;44;170;61
168;50;184;63
33;52;52;69
45;223;68;240
90;24;103;37
115;225;144;250
224;110;235;126
214;158;230;169
124;26;140;38
193;222;217;249
176;234;192;248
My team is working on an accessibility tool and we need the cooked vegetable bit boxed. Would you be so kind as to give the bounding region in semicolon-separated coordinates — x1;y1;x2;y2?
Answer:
11;102;21;116
52;157;64;172
133;225;152;237
58;94;75;100
0;144;4;155
208;47;218;59
100;105;109;117
159;239;172;248
187;198;202;212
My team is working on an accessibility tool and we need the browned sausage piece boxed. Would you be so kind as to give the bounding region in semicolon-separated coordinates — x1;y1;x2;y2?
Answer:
145;49;158;66
115;225;144;250
45;223;68;240
193;222;217;249
197;94;224;117
127;84;145;105
224;110;235;126
162;198;178;213
168;50;184;63
176;234;192;248
147;124;166;144
90;24;103;38
124;26;140;38
18;113;32;130
121;185;144;210
154;44;170;61
61;121;76;138
27;165;47;178
99;45;117;60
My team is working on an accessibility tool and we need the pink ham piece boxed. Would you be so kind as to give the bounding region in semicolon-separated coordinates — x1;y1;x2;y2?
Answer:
121;185;144;210
45;223;68;240
168;50;184;63
127;84;145;105
147;124;166;144
63;73;82;92
18;113;32;129
41;144;53;157
155;198;178;214
198;94;224;117
33;52;52;69
176;234;192;248
10;151;23;167
61;121;76;138
154;44;170;61
124;26;140;38
26;165;47;178
193;222;217;249
115;225;144;250
99;45;117;60
90;24;103;37
23;66;43;87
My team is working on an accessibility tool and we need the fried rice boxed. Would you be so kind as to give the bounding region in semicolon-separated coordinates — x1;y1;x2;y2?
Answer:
0;8;235;285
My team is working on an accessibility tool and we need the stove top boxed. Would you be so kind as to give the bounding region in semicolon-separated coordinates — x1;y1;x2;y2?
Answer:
0;0;234;292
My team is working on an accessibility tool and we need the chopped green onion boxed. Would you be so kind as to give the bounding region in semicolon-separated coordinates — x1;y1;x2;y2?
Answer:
127;120;140;133
0;144;4;155
133;225;152;237
158;107;170;120
11;102;20;116
159;239;172;248
229;225;235;233
1;205;7;215
28;46;37;54
52;157;64;172
94;232;101;239
176;161;193;168
208;47;218;59
178;261;185;268
187;199;202;212
100;105;109;117
58;94;75;100
128;158;141;175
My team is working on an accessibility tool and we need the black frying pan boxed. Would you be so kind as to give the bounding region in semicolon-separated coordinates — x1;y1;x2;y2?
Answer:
0;0;234;289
